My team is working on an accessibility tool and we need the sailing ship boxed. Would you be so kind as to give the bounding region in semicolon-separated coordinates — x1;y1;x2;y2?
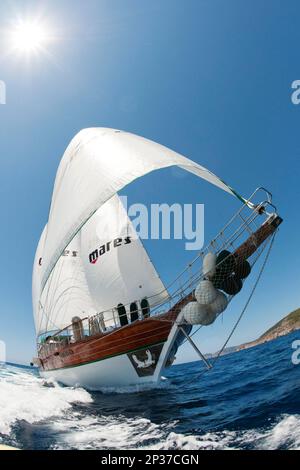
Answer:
32;128;282;389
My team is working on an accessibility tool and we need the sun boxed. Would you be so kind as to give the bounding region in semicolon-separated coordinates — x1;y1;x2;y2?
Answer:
10;20;50;54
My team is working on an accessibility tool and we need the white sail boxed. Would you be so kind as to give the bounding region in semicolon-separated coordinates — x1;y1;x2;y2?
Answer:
40;128;238;292
32;225;47;333
80;195;168;326
35;234;96;336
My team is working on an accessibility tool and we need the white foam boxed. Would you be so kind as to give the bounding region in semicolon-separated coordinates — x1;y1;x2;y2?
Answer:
0;365;92;435
51;414;300;450
256;415;300;450
143;430;235;450
50;416;236;450
49;416;174;449
1;365;299;450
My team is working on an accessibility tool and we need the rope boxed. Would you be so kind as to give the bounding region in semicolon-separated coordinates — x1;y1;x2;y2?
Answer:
182;231;276;385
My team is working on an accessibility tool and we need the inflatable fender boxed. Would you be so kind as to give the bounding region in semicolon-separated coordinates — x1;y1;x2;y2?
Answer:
212;250;236;288
203;252;217;279
234;259;251;279
210;290;228;315
195;280;218;305
182;301;211;325
182;301;217;326
222;276;243;295
199;309;216;326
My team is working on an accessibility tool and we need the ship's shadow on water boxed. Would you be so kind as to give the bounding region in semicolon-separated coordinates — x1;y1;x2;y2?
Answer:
88;385;210;427
2;330;300;450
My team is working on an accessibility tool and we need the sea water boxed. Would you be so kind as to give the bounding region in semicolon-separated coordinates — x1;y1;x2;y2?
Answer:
0;330;300;450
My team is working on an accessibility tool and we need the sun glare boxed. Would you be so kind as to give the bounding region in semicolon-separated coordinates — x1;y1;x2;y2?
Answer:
10;20;50;54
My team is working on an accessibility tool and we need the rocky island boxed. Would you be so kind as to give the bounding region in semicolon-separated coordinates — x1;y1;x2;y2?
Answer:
238;307;300;351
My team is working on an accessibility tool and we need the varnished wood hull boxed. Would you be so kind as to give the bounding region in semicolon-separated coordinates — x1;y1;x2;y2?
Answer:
40;316;174;371
39;310;183;389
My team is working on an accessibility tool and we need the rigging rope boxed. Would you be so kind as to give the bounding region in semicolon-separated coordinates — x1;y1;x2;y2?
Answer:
182;231;276;385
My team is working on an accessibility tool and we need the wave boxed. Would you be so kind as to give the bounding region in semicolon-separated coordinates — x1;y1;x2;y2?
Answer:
0;364;92;436
151;414;300;450
48;413;300;450
1;331;299;451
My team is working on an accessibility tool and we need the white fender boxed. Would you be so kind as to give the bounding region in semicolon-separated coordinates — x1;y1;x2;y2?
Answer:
195;280;218;305
203;252;217;279
199;309;216;326
182;301;214;325
210;290;228;315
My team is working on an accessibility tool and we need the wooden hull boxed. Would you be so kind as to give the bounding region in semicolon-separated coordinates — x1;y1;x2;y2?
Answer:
40;316;174;372
38;309;185;389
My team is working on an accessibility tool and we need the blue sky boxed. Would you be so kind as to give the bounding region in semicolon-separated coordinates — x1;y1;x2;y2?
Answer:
0;0;299;364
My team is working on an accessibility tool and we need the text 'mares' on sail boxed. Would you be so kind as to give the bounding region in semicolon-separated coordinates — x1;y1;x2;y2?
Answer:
32;128;282;390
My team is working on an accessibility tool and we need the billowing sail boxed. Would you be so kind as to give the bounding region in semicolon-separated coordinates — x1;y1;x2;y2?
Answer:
40;128;239;292
80;195;168;326
34;234;97;336
32;225;47;333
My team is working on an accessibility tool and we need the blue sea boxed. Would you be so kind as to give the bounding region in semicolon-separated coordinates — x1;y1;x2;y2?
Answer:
1;330;300;450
